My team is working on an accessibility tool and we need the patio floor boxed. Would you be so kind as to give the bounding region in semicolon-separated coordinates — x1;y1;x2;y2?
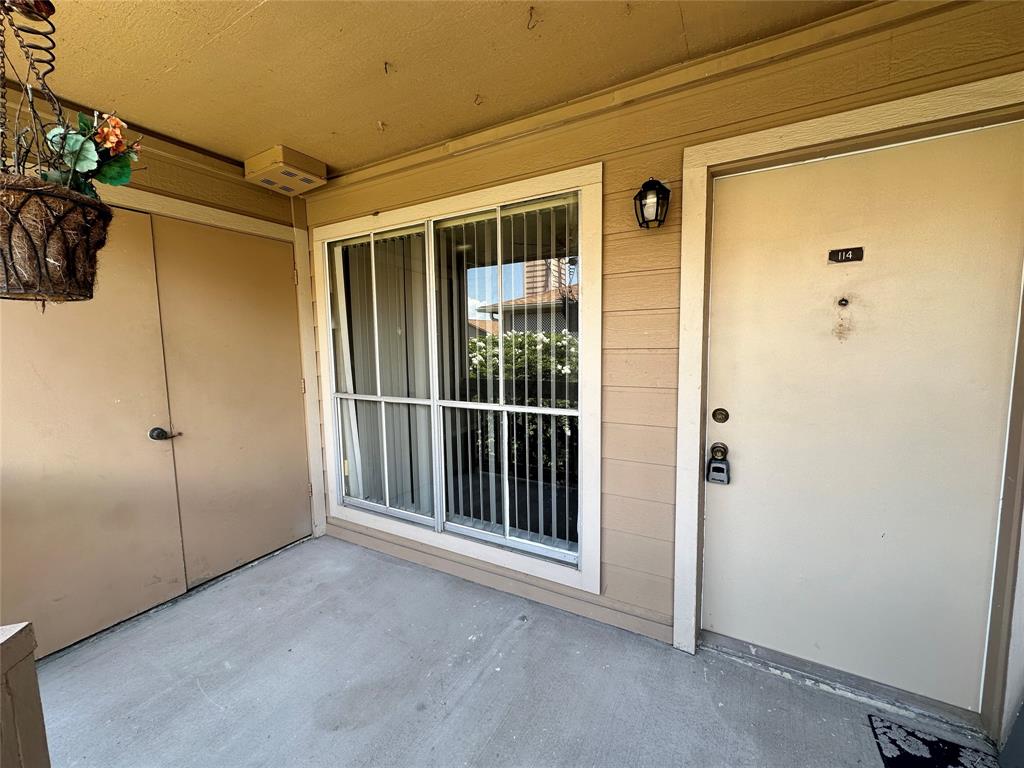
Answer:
37;536;989;767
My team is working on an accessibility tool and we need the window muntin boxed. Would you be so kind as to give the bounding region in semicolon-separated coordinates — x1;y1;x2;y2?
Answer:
327;192;582;564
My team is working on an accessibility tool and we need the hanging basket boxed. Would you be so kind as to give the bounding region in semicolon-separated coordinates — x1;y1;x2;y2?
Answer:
0;173;112;301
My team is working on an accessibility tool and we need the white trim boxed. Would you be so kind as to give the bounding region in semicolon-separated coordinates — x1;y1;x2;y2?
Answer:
103;185;294;242
673;71;1024;671
291;206;328;537
673;164;710;654
312;164;602;243
313;163;602;593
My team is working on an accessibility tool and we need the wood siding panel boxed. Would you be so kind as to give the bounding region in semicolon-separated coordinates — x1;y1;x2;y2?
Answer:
601;564;674;616
603;528;675;579
604;350;678;389
603;270;680;312
603;494;675;542
603;459;676;504
603;386;677;428
603;309;678;349
602;423;677;466
603;145;685;194
604;228;682;275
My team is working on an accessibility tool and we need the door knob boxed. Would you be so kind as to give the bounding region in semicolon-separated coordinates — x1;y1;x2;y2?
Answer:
148;426;181;441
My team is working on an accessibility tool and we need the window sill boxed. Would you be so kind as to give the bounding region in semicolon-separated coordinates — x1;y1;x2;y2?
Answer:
328;504;599;594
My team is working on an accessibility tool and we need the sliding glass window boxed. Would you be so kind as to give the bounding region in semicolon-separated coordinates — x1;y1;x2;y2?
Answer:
329;226;433;523
327;192;581;564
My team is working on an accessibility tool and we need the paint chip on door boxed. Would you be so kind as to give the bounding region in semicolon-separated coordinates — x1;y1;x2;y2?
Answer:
828;246;864;264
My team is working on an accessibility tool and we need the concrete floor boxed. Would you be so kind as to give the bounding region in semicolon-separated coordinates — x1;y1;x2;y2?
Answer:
37;536;982;767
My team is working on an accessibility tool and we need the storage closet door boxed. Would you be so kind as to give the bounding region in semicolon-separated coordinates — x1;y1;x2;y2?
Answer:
0;208;186;655
152;216;311;586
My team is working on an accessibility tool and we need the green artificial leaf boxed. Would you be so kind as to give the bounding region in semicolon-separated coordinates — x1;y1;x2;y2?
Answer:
67;138;99;173
93;153;131;186
40;169;71;185
77;112;93;135
46;128;99;172
46;125;69;151
77;180;99;199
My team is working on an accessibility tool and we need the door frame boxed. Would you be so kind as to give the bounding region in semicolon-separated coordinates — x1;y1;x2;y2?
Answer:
672;71;1024;738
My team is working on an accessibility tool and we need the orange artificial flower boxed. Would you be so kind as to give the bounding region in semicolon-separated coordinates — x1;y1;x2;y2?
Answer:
95;114;128;153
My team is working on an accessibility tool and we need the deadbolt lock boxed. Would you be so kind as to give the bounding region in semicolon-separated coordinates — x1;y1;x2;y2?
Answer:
706;442;730;485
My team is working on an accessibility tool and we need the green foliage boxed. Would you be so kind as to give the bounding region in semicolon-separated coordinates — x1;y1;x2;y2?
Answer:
466;329;578;381
93;154;132;186
39;115;138;198
463;329;579;482
46;128;99;172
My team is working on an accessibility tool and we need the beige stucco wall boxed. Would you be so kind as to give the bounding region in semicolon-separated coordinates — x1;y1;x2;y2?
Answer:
299;2;1024;643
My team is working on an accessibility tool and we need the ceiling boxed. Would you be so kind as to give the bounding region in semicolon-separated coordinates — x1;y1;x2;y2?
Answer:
25;1;864;174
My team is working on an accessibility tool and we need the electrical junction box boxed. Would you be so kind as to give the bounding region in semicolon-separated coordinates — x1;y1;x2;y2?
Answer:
244;145;327;196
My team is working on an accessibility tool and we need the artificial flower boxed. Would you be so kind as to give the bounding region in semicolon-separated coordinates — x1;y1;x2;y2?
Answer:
95;115;127;152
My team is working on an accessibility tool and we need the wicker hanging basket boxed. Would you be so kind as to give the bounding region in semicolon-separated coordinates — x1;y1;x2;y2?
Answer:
0;173;112;301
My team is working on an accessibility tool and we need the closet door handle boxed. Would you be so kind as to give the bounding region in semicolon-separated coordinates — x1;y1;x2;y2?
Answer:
148;427;181;441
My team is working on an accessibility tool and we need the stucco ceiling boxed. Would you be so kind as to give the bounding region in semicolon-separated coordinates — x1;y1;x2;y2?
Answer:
32;1;864;174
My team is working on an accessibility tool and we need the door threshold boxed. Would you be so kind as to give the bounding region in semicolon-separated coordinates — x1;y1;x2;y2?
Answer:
699;630;990;746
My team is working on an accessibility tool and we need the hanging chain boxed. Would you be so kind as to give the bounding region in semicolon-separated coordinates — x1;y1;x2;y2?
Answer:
1;0;64;176
4;2;62;117
1;9;8;172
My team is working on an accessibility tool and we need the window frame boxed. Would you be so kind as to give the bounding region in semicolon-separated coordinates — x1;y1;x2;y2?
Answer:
312;163;602;593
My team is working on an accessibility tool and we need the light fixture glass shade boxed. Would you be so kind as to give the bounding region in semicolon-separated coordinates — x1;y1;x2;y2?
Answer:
633;178;671;229
642;190;659;221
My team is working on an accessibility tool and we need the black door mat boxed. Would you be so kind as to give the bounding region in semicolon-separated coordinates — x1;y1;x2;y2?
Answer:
869;714;998;767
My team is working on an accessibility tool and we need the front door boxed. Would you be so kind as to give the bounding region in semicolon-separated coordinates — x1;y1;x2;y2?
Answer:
701;122;1024;711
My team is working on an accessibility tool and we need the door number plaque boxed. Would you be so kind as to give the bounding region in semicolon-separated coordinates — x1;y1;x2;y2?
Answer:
828;246;864;264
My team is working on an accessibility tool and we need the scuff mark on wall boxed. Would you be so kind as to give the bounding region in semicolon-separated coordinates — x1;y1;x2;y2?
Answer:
832;294;856;341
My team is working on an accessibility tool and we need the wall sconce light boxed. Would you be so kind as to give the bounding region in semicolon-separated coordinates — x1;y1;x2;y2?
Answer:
633;178;671;229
